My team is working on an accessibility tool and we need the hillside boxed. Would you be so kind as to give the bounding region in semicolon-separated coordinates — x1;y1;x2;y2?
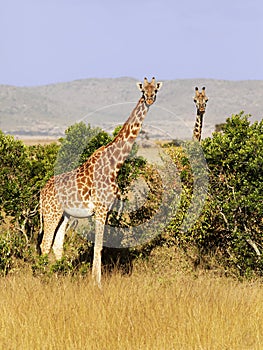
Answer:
0;78;262;140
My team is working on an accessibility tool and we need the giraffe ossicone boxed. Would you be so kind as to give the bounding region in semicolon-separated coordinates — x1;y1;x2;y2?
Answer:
38;77;162;287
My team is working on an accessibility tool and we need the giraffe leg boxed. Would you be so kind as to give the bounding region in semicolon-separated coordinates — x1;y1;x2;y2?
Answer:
40;213;62;256
52;215;69;260
92;210;107;288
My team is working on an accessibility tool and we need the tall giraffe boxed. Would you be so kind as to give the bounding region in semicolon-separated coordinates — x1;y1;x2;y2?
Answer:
39;77;162;286
193;86;208;141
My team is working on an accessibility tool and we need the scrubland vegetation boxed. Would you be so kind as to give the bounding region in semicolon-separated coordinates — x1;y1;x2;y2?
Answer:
0;112;262;349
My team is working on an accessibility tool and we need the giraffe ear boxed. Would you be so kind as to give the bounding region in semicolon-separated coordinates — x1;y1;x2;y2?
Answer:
156;82;163;91
137;82;144;91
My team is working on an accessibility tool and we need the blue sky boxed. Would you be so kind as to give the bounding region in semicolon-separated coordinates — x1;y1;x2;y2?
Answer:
1;0;263;86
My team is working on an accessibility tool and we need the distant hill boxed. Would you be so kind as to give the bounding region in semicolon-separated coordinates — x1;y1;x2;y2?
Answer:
0;78;262;140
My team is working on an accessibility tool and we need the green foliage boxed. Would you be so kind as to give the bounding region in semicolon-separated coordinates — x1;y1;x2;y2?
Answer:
166;112;263;277
0;132;29;219
0;229;30;276
0;131;59;275
31;232;93;278
200;112;263;276
56;122;112;173
117;156;146;193
0;131;59;234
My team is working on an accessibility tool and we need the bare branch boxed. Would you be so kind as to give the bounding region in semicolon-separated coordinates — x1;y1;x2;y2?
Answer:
246;238;261;257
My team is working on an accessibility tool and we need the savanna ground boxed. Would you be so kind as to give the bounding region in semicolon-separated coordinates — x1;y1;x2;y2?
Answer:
1;247;263;350
1;133;262;350
18;136;59;146
1;264;263;350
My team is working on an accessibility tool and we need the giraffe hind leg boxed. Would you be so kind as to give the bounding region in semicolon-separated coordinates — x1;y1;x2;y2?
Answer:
40;213;63;257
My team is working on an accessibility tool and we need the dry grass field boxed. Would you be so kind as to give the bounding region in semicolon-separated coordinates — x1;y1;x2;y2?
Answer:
0;264;262;350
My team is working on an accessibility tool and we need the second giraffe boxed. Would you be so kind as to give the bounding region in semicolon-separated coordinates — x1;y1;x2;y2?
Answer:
193;86;208;142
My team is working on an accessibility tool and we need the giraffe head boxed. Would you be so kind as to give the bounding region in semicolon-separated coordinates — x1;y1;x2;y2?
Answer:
137;77;162;106
194;86;208;115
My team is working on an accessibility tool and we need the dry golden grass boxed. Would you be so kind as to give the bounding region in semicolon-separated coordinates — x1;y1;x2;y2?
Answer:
0;268;262;350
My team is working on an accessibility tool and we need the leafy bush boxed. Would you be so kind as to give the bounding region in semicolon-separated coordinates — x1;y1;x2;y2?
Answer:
55;122;112;173
0;228;30;276
0;131;59;237
165;112;263;277
200;112;263;276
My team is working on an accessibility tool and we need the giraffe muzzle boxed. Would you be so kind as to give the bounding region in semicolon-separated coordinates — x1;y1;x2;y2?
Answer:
146;99;154;105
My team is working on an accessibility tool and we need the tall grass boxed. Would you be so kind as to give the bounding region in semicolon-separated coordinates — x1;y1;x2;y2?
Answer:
0;269;262;350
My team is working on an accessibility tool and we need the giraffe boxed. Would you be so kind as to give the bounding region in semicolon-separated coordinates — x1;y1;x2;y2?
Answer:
38;77;162;287
193;86;208;141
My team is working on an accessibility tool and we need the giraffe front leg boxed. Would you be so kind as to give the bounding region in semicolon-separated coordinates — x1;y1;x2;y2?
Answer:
92;209;107;288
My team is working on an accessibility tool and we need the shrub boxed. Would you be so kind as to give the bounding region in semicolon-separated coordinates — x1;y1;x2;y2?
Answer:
0;131;59;237
55;122;112;174
200;112;263;276
165;112;263;277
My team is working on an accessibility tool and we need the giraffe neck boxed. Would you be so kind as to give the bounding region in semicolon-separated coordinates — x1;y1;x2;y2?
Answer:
193;113;203;142
105;97;148;165
115;97;148;142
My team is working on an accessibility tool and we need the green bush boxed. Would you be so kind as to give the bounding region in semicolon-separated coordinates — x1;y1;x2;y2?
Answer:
55;122;112;174
165;112;263;277
0;131;59;236
201;112;263;276
0;229;30;276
